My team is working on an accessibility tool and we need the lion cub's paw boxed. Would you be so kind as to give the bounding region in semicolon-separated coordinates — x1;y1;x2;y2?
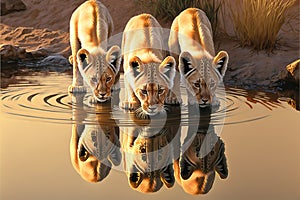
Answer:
165;92;182;105
122;101;140;111
88;96;98;105
68;85;86;93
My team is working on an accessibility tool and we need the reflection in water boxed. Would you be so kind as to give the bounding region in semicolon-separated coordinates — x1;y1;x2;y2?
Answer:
70;93;121;182
227;87;299;111
120;106;181;193
175;106;228;195
226;88;284;110
1;73;295;125
280;90;299;111
1;71;299;199
68;90;227;194
5;73;300;195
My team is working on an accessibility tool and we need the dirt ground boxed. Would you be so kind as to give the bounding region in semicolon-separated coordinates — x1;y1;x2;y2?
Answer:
1;0;299;90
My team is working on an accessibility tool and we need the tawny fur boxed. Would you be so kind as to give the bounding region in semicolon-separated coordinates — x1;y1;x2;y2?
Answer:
174;107;228;195
121;127;174;193
169;8;229;107
68;0;121;103
122;14;176;116
70;95;121;182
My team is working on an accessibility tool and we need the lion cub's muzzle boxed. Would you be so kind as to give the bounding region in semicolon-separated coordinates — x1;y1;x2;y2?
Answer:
197;81;212;108
145;104;162;116
198;96;212;108
94;89;111;102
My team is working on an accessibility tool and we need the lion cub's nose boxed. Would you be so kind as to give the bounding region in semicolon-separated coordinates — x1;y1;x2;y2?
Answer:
149;105;157;111
202;99;208;104
99;92;106;97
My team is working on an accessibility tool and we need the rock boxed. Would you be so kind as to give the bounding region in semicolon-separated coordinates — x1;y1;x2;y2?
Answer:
0;44;28;62
37;55;70;67
260;80;271;86
31;48;51;59
0;44;17;61
271;59;300;88
1;0;26;16
286;59;299;83
0;44;68;65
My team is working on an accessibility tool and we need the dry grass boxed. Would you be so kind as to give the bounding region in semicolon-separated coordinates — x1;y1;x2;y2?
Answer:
231;0;296;51
139;0;224;34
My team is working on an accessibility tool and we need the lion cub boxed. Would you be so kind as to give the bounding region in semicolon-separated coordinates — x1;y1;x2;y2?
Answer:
68;0;121;103
169;8;229;107
122;14;176;116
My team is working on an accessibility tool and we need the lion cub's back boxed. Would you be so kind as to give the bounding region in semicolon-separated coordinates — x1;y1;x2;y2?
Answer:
70;0;113;48
124;13;161;31
122;14;164;66
72;0;113;23
174;8;215;56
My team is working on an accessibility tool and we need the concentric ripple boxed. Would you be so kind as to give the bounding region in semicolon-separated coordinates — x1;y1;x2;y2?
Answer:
0;73;287;126
1;85;72;123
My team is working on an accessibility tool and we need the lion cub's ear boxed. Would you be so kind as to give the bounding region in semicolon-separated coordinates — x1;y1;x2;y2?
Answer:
179;156;194;180
128;165;143;189
106;45;121;74
159;56;176;88
179;51;196;77
77;48;92;73
160;164;175;188
69;55;73;65
213;51;229;77
214;141;228;179
77;48;90;64
98;162;112;181
129;56;143;77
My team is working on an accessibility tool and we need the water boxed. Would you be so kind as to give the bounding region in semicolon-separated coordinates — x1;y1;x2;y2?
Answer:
0;71;299;200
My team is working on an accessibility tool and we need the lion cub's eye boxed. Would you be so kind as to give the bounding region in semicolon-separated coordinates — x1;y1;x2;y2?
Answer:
158;89;164;94
194;82;200;88
106;77;112;82
79;146;89;161
91;77;98;83
141;89;147;95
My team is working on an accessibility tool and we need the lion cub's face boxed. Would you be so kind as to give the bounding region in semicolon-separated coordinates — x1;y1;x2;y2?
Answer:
77;46;121;102
70;124;121;183
179;51;229;107
122;129;175;193
136;83;168;116
125;56;176;116
178;133;228;194
90;66;116;102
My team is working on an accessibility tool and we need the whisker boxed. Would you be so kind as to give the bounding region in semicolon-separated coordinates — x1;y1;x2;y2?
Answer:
163;105;170;112
135;108;150;119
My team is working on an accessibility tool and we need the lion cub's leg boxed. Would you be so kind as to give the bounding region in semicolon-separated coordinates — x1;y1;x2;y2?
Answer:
122;81;140;111
165;71;182;105
166;20;182;105
68;21;86;94
68;62;86;93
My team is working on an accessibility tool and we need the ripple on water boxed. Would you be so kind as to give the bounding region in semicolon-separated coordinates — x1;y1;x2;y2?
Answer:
0;73;289;127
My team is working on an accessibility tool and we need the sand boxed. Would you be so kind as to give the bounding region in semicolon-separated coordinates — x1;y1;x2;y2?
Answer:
0;0;299;90
0;0;142;58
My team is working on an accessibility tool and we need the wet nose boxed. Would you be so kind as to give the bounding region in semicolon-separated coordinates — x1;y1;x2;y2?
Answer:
202;99;208;104
149;105;157;111
99;92;106;97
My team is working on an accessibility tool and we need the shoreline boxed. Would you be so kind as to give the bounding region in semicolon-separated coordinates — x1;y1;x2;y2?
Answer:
1;0;299;94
